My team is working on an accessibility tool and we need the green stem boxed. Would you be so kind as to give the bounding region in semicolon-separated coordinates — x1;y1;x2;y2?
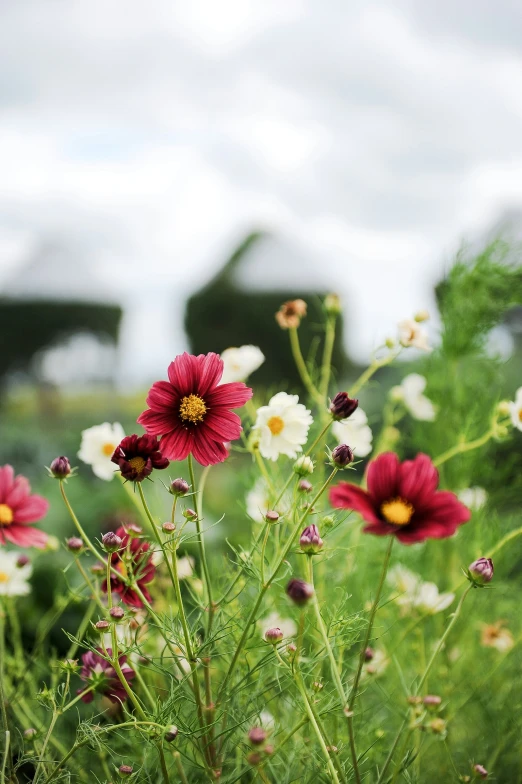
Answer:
294;670;341;783
59;482;104;564
319;315;337;401
60;687;94;713
259;522;270;587
289;327;323;405
305;419;333;458
433;428;495;467
33;709;59;783
188;455;214;626
0;605;10;784
349;350;399;398
0;731;8;784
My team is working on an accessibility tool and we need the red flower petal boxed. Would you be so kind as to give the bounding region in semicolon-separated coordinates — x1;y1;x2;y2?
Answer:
3;524;48;548
145;380;179;412
137;409;174;435
5;475;31;509
191;435;228;466
398;453;439;509
362;522;395;537
197;352;224;396
329;483;381;524
160;427;193;461
12;495;49;524
167;353;200;395
367;452;401;504
204;410;243;442
206;382;253;409
0;465;15;500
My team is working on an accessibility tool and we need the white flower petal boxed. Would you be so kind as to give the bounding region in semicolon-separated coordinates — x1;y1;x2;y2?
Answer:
220;345;265;383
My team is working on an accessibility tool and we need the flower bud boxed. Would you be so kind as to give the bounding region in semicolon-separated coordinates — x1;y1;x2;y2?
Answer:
248;727;267;746
467;558;494;586
49;456;72;479
429;718;447;735
246;751;263;766
94;620;110;633
330;392;358;420
497;400;511;416
170;478;189;496
264;627;284;644
414;310;430;323
119;765;133;777
66;537;84;553
299;524;324;554
423;695;442;707
16;554;30;568
286;578;314;606
183;508;198;521
101;531;122;553
91;563;105;575
298;479;313;493
364;647;375;662
321;515;335;529
162;522;176;533
312;681;324;692
275;299;307;330
61;658;79;673
264;744;275;756
265;510;279;524
385;337;396;349
164;725;178;743
287;643;297;656
23;728;37;741
110;606;125;620
331;444;354;468
324;293;342;316
472;764;488;779
293;455;314;476
45;535;60;552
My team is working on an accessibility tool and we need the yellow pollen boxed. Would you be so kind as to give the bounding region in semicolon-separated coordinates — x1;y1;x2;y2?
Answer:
0;571;10;583
116;560;129;580
179;394;207;424
381;497;414;526
267;415;285;436
129;456;146;473
519;409;522;422
102;443;115;456
0;504;14;526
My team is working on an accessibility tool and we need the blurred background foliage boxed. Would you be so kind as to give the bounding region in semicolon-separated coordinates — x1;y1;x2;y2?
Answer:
0;244;521;780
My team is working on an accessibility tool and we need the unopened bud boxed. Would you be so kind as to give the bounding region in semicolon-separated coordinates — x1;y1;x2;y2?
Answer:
324;293;342;316
364;647;375;662
164;725;178;743
265;510;279;524
497;400;511;416
429;718;447;735
467;558;494;586
94;620;110;633
298;479;313;493
170;478;189;496
16;554;30;568
423;695;442;707
62;658;79;673
183;508;197;521
45;535;60;552
293;456;314;476
299;524;324;554
101;531;122;552
264;627;284;644
286;578;314;606
49;456;72;479
246;751;263;766
119;765;133;777
162;522;176;533
331;444;354;468
414;310;430;322
23;728;37;741
66;537;84;553
110;606;125;620
330;392;358;420
248;727;267;746
472;763;488;779
312;681;324;692
91;562;105;575
275;299;307;330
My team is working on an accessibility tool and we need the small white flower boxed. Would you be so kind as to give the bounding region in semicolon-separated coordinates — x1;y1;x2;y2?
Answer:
458;487;487;511
259;710;276;730
220;345;265;384
397;318;431;351
258;612;297;640
255;392;313;461
246;478;271;523
177;555;195;580
0;551;32;597
509;386;522;431
388;565;454;614
332;407;373;458
362;649;388;679
394;374;437;421
78;422;125;480
415;582;455;614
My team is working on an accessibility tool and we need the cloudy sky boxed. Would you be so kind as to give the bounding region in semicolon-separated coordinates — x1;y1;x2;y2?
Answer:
1;0;522;382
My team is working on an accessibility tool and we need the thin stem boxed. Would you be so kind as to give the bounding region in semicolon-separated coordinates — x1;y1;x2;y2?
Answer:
305;419;333;458
0;605;10;784
0;731;8;784
259;522;270;586
319;315;337;401
289;327;323;405
59;482;104;564
433;429;495;467
294;670;341;784
33;710;59;783
188;455;214;623
349;350;400;398
174;752;190;784
60;686;95;713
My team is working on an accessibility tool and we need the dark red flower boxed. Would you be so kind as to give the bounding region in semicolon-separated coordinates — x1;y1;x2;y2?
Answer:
329;452;471;544
111;434;169;482
78;647;135;703
101;526;155;608
137;352;252;466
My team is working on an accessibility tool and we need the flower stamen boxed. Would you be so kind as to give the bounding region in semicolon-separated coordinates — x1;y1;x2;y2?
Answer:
381;497;414;526
267;415;285;435
128;456;146;474
179;394;207;424
0;571;10;583
0;504;13;526
102;443;116;456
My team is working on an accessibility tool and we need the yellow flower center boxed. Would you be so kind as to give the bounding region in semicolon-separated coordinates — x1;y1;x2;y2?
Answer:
519;409;522;422
267;415;285;435
0;504;14;526
0;571;10;583
102;443;115;456
179;394;207;424
116;560;129;580
380;497;414;526
129;456;146;473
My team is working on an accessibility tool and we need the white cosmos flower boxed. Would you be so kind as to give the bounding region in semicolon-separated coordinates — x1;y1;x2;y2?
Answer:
388;565;454;614
255;392;313;461
392;374;437;421
177;556;195;580
509;386;522;431
362;649;389;679
246;478;271;523
397;319;431;351
220;345;265;383
0;551;32;596
332;407;373;457
78;422;125;480
458;487;487;511
258;611;297;640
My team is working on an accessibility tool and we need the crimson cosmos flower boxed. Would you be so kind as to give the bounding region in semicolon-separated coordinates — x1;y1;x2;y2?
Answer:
329;452;470;544
111;434;169;482
101;525;155;608
78;648;135;703
137;352;252;466
0;465;49;548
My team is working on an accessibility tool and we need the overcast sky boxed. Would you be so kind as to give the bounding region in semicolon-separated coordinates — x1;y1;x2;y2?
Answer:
1;0;522;381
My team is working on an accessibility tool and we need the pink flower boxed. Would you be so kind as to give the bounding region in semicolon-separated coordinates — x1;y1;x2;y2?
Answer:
0;465;49;549
329;452;470;544
78;648;135;703
138;352;252;466
101;526;155;608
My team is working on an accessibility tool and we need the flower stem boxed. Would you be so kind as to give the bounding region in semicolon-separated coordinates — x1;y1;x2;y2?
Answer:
188;455;214;627
319;315;337;402
0;604;11;784
349;349;400;398
289;327;323;405
294;669;341;784
59;482;104;564
433;428;496;467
